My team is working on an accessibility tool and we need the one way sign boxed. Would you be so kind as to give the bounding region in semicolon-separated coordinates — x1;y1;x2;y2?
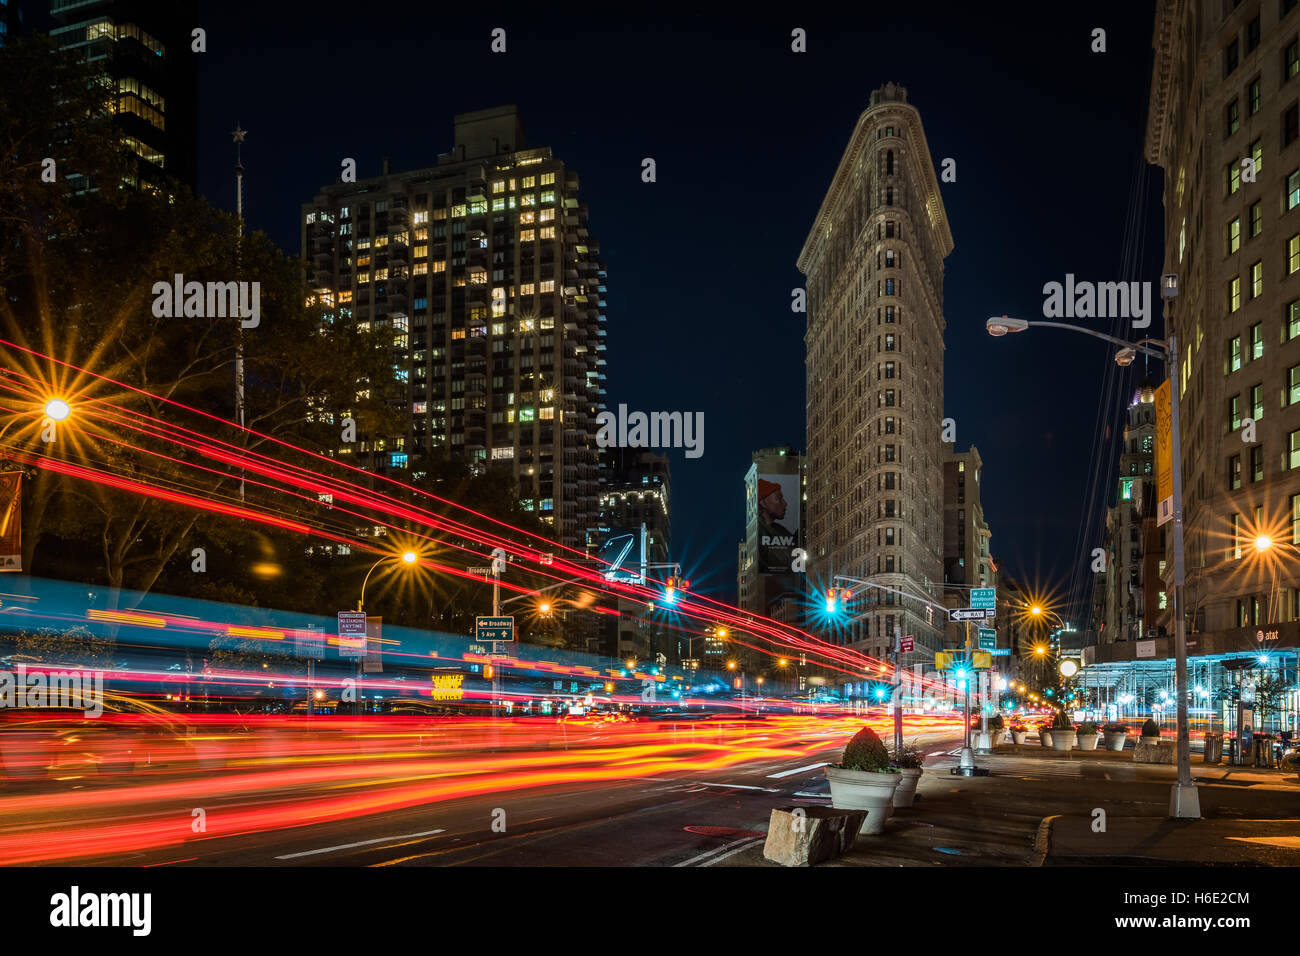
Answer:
948;608;994;622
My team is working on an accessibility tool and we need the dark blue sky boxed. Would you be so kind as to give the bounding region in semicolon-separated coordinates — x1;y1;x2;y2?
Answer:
196;1;1164;618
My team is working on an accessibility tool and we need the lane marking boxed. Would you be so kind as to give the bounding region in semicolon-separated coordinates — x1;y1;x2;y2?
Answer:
694;781;782;792
675;835;763;867
767;761;828;779
275;828;445;860
704;837;765;866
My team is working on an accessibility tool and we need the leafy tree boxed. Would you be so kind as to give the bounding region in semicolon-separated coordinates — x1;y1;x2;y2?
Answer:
1253;670;1288;732
0;39;400;612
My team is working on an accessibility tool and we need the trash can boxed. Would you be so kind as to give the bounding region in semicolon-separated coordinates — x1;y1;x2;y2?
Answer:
1203;732;1223;764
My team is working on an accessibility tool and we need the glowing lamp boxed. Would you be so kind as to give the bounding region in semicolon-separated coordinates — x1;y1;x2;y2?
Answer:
44;399;70;421
401;551;418;564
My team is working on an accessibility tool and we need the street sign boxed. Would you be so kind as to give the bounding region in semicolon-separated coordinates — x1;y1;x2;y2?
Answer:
971;651;992;670
475;615;515;642
899;635;914;653
989;648;1011;657
948;608;993;622
337;611;367;659
970;587;996;610
977;627;996;649
467;566;494;575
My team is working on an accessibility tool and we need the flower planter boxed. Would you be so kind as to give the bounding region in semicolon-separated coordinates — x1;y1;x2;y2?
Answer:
1049;729;1077;751
825;765;903;835
1103;731;1128;751
892;767;923;808
1039;730;1053;747
1076;733;1100;751
991;729;1006;747
1011;731;1028;745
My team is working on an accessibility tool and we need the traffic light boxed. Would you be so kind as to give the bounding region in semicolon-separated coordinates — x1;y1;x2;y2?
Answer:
483;664;494;680
825;586;852;614
664;574;689;603
604;682;614;693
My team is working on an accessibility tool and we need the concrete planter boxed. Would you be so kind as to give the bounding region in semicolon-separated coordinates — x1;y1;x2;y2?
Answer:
892;767;923;808
1011;731;1028;745
1049;729;1077;751
1039;730;1053;747
991;729;1006;747
825;765;902;835
1103;731;1128;751
1076;733;1100;751
1134;738;1175;764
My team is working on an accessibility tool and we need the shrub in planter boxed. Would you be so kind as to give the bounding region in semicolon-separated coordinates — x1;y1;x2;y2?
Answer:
842;726;891;771
889;742;925;808
1076;721;1101;751
1010;721;1029;744
1102;722;1130;751
826;726;901;835
1140;718;1160;739
987;714;1005;730
1048;709;1076;751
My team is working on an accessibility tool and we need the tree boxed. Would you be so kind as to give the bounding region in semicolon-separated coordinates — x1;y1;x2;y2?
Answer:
1252;670;1288;732
0;39;401;611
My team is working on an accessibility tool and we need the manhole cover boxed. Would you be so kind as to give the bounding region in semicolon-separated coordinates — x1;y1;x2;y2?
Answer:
683;826;765;838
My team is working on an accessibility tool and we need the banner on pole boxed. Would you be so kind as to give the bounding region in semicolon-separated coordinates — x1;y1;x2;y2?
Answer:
1155;379;1173;526
0;472;20;571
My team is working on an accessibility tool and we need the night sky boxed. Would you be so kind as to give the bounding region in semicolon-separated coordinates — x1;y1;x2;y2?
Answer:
194;1;1165;618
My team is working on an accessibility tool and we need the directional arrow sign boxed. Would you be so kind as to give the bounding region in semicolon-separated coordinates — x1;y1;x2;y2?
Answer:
977;627;996;649
475;616;515;642
949;608;994;622
970;587;996;610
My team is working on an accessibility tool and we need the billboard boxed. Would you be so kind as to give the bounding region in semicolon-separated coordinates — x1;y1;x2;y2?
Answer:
594;524;646;584
756;473;800;573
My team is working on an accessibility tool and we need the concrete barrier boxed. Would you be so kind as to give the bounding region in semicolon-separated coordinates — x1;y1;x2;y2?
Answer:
763;806;868;867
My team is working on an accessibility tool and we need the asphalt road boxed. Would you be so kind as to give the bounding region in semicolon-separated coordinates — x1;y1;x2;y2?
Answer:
0;714;965;866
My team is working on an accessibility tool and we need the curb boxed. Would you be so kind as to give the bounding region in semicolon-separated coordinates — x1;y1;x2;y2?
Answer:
1032;814;1060;866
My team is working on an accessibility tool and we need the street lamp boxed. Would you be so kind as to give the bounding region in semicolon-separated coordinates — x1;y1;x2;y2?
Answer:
354;549;420;715
43;399;71;422
987;313;1199;819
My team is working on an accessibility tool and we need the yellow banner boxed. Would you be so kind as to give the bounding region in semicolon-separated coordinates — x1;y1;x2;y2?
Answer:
0;472;20;571
1155;380;1173;525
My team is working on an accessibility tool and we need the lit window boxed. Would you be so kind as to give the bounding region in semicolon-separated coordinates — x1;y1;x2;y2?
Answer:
1290;234;1300;274
1227;276;1241;313
1227;217;1241;254
520;229;535;241
413;262;428;275
540;280;555;293
541;172;556;185
540;226;555;239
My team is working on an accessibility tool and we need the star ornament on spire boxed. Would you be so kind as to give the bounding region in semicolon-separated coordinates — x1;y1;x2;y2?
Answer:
231;125;247;144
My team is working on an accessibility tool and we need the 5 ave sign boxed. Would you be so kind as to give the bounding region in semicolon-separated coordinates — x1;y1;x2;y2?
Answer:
475;616;515;642
948;608;994;622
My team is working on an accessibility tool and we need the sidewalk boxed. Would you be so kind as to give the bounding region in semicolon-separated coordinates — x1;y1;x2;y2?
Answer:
715;742;1300;867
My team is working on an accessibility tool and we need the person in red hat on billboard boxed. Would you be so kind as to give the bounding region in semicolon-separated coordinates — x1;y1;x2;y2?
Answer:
758;478;796;571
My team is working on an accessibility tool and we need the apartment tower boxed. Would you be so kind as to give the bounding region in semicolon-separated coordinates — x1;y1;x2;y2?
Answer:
302;106;608;548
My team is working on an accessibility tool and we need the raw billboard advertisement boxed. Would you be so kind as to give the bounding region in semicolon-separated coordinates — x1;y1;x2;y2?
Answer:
757;473;800;573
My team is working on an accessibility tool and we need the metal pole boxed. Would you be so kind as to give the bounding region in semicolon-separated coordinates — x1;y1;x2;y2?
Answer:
491;564;502;721
1168;331;1200;817
233;127;246;503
